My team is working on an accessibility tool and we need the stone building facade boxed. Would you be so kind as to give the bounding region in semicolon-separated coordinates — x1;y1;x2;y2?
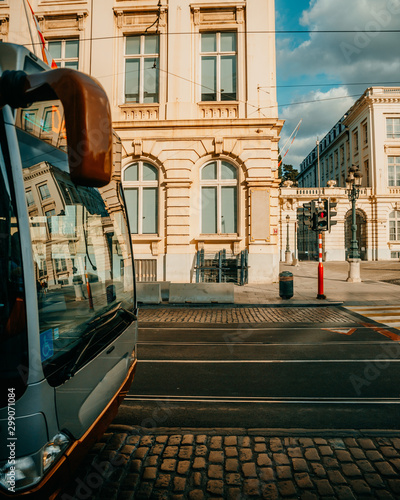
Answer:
294;87;400;262
6;0;283;283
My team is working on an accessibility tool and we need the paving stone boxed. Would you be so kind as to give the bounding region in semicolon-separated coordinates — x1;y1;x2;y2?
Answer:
140;436;154;447
209;450;224;463
226;473;241;485
210;436;223;449
196;435;207;444
273;453;290;465
304;448;320;461
135;481;153;498
310;462;327;477
348;447;366;459
224;436;238;446
260;467;275;482
341;463;362;477
227;487;241;500
335;450;353;462
349;479;372;495
134;447;150;460
314;479;334;496
173;477;186;492
388;479;400;494
366;450;384;461
255;443;267;452
130;459;142;473
257;453;272;466
292;458;309;472
288;447;303;458
192;457;206;470
356;459;375;473
261;483;279;499
243;478;261;496
192;472;203;487
168;435;182;446
377;438;392;446
322;457;339;468
334;485;357;500
126;435;141;446
155;436;168;444
120;444;137;455
242;462;257;477
376;492;395;499
255;436;266;443
225;459;239;472
163;446;179;458
181;434;194;445
208;464;223;479
239;448;253;461
154;474;171;488
240;436;251;447
390;457;400;471
364;472;385;488
150;444;165;455
374;461;398;476
299;438;314;448
225;447;238;457
195;445;208;457
276;465;292;479
294;472;313;489
177;460;191;475
343;438;358;447
188;490;204;500
327;470;347;484
301;493;318;500
358;438;377;450
207;479;224;495
269;438;283;452
391;438;400;449
142;467;157;480
160;459;176;472
319;445;334;456
381;446;400;458
178;446;193;459
277;480;297;497
314;438;328;445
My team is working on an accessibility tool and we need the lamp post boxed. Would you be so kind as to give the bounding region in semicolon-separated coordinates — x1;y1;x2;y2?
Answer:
346;165;363;282
285;214;292;264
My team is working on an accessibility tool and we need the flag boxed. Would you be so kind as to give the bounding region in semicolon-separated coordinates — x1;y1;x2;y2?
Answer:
25;0;58;69
278;120;302;168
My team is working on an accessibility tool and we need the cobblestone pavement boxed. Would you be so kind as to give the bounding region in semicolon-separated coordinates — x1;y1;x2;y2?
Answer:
62;426;400;500
137;306;356;324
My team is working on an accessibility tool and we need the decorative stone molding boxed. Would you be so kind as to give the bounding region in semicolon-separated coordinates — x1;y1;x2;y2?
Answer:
114;7;167;31
120;106;159;121
214;137;223;155
132;139;142;157
190;3;246;26
327;179;337;187
199;103;238;119
282;180;293;188
0;15;9;36
151;241;159;256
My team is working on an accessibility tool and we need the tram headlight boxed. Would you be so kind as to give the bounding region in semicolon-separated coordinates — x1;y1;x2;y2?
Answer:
42;432;70;471
0;433;70;492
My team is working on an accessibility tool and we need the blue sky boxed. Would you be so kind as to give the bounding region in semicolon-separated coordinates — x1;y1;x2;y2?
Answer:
275;0;400;168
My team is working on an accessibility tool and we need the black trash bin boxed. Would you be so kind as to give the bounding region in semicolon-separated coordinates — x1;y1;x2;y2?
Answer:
279;271;293;299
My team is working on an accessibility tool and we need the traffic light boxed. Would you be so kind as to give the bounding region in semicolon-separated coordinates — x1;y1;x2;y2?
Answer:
302;201;315;228
315;202;328;232
326;199;338;232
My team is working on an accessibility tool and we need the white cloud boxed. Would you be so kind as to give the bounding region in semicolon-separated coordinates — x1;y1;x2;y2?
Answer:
280;87;355;167
277;0;400;167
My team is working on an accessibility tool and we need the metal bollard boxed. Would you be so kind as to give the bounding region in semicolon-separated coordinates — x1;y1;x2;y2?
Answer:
279;271;293;299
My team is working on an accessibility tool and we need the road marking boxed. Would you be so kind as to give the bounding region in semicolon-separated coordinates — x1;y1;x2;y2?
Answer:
321;328;357;335
345;305;400;329
362;323;400;342
138;359;400;363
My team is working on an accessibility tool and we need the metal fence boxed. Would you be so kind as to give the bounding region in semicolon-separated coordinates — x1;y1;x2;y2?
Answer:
195;249;248;285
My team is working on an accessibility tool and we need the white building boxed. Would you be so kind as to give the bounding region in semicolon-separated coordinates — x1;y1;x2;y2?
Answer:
5;0;283;283
295;87;400;261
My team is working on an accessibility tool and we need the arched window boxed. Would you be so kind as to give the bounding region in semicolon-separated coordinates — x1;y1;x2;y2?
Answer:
200;160;237;234
389;211;400;241
122;162;158;234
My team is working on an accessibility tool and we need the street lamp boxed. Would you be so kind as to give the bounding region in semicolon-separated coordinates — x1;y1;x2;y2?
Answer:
346;165;363;282
285;214;292;264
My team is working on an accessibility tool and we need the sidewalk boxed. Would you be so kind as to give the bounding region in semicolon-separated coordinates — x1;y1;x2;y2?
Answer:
63;426;400;500
235;261;400;305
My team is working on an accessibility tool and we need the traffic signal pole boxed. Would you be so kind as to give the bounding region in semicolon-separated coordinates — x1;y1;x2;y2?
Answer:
317;231;326;299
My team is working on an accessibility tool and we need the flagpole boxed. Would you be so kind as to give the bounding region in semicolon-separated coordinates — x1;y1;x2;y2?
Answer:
22;0;37;55
278;119;302;167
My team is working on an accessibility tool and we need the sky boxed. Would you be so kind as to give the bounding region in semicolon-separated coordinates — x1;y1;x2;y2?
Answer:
275;0;400;169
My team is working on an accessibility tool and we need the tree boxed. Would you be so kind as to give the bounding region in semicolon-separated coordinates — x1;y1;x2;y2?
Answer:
280;164;299;186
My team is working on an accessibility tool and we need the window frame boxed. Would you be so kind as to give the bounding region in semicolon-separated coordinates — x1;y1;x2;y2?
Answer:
200;31;237;102
124;34;160;104
122;161;159;235
200;160;238;235
388;156;400;187
47;39;80;69
389;211;400;241
386;118;400;139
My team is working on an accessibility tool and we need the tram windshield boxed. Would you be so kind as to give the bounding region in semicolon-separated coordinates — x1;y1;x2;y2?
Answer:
10;98;134;388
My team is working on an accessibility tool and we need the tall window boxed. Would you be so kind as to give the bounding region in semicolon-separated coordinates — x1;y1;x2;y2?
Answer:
389;211;400;241
201;32;237;102
123;162;158;234
387;118;400;139
353;130;359;154
39;184;51;200
201;160;237;234
388;156;400;186
125;35;159;103
362;122;368;145
48;39;79;69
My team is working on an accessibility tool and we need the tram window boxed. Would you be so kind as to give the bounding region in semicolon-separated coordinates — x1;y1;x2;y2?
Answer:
15;99;134;386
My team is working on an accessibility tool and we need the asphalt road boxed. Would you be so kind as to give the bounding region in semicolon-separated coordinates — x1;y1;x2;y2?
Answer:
115;306;400;430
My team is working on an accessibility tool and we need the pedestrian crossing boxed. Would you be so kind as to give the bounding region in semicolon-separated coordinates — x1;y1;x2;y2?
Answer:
345;305;400;329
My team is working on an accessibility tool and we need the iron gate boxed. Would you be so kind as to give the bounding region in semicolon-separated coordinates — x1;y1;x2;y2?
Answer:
195;249;248;285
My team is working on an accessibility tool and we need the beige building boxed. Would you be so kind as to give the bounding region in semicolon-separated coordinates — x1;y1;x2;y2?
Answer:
294;87;400;262
6;0;283;283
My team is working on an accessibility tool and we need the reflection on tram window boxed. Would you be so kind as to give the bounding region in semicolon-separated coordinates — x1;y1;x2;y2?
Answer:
16;100;134;386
